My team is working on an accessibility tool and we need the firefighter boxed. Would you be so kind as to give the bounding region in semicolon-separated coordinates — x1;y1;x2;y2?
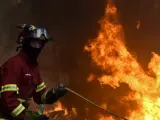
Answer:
0;24;67;120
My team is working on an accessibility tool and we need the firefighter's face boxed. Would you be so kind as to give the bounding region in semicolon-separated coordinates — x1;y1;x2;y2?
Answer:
29;39;45;49
23;39;46;60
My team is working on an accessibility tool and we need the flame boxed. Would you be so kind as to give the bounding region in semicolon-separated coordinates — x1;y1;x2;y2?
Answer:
88;73;96;82
99;115;114;120
44;101;77;119
44;101;68;116
71;107;77;116
136;21;141;30
101;103;107;110
85;1;160;120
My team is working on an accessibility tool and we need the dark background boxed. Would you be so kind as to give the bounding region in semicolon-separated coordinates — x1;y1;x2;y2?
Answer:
0;0;160;119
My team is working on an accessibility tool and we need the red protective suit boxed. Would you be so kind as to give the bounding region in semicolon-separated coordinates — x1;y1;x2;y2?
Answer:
0;51;47;119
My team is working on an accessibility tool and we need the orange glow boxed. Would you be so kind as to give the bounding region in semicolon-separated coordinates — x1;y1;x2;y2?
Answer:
85;1;160;120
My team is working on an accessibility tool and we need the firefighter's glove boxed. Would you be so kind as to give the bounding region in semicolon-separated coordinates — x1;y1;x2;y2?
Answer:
45;84;67;104
53;84;67;99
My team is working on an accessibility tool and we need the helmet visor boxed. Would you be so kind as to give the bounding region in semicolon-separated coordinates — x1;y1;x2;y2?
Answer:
30;28;51;41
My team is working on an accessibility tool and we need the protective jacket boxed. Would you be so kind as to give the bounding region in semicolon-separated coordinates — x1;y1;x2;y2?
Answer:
0;51;48;119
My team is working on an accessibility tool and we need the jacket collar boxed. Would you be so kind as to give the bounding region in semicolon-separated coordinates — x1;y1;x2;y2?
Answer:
18;50;38;66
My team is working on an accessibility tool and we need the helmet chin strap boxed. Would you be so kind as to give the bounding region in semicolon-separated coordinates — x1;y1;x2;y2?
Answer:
16;46;22;52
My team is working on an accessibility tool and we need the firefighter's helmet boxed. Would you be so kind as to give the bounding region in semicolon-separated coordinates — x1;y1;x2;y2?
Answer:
16;24;53;51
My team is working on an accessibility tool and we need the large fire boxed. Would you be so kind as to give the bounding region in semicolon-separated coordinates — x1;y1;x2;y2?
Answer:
43;0;160;119
85;1;160;120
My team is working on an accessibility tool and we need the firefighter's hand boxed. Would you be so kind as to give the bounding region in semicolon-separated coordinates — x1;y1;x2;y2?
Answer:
53;84;67;98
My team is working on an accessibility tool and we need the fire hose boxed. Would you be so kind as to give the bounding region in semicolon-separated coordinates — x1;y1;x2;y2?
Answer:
38;87;128;120
65;87;128;120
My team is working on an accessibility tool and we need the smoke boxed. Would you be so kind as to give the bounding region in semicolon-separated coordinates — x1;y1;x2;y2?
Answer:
0;0;34;64
1;0;160;119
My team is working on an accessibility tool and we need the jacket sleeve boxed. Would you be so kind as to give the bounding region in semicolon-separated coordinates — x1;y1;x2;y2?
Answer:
33;67;62;105
32;66;47;104
1;58;25;119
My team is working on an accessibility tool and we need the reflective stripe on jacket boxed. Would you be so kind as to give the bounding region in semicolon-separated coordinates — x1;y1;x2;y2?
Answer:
0;51;47;119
